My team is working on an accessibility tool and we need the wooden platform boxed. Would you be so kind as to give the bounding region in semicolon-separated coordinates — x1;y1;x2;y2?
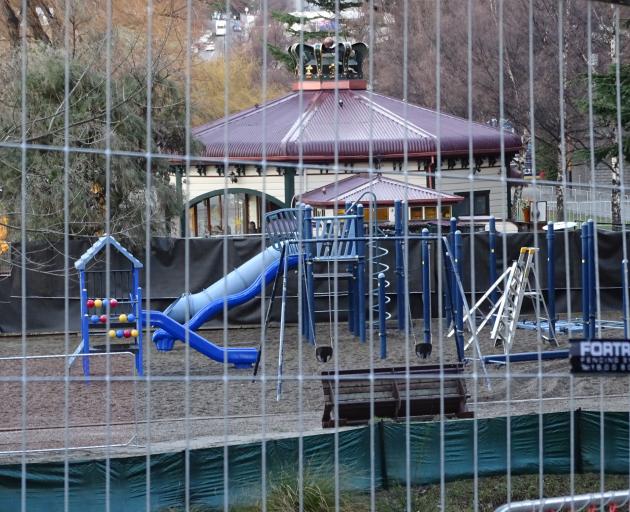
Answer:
321;363;472;428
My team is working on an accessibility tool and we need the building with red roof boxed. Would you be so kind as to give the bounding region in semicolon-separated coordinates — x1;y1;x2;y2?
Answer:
299;173;464;223
180;40;522;236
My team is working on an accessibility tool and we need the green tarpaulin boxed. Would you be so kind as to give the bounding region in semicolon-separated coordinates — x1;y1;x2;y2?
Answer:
0;411;626;511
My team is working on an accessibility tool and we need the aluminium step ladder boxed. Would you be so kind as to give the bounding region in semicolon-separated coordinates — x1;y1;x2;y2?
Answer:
491;247;558;354
450;246;558;357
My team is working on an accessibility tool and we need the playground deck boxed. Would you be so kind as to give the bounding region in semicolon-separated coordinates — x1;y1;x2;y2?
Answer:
1;319;628;463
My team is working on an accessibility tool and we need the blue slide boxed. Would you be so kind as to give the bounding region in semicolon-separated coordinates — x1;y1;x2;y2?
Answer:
151;244;299;366
142;310;259;368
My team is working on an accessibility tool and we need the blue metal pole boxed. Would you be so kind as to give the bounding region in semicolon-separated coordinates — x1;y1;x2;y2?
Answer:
348;203;360;337
446;217;458;326
483;349;569;364
300;205;308;340
347;268;355;333
356;204;366;343
489;216;498;305
546;221;556;335
297;205;307;341
346;201;355;333
588;219;596;339
422;228;431;347
623;259;629;339
394;200;406;332
133;270;143;376
443;238;454;330
450;217;458;237
79;270;90;376
454;230;465;362
353;265;360;337
304;205;316;344
581;222;590;338
378;272;387;359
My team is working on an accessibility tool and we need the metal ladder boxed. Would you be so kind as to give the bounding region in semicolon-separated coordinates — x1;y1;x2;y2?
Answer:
490;247;557;354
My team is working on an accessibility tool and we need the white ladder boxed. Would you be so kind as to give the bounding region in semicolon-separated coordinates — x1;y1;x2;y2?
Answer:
451;247;557;356
490;247;557;354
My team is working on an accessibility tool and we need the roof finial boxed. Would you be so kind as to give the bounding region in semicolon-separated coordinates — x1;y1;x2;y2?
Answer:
288;39;369;85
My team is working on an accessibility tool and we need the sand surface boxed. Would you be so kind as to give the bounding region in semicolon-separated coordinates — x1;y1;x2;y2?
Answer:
1;317;628;463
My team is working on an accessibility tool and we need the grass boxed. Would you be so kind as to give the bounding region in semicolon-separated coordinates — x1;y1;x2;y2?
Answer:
162;472;630;511
375;473;630;511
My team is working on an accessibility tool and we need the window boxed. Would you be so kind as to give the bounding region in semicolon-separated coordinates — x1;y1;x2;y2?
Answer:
409;205;453;220
337;207;389;222
452;191;490;217
189;192;280;236
424;206;437;220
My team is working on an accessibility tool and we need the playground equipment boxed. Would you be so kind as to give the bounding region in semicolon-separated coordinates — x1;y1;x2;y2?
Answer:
321;363;471;428
59;205;372;376
519;218;630;338
72;236;262;375
455;247;557;353
72;211;626;377
461;218;630;365
265;202;390;362
72;236;144;376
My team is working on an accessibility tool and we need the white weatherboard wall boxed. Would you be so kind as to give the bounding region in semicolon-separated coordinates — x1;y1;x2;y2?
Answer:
432;167;508;218
180;168;286;206
178;163;508;218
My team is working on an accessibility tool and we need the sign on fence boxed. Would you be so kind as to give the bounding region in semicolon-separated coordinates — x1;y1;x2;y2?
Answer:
570;339;630;373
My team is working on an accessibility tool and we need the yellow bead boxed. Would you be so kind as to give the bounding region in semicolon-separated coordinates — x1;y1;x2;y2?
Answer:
94;299;103;308
108;329;116;338
130;329;139;338
118;314;128;323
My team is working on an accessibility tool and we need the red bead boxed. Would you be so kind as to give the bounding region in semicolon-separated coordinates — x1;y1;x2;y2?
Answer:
110;298;118;308
123;329;131;338
99;314;107;323
86;299;95;309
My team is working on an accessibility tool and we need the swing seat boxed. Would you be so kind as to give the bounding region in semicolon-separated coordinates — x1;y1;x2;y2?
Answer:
316;346;333;363
321;364;471;428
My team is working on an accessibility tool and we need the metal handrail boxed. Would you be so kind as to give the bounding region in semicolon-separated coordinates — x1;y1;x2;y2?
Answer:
494;489;630;511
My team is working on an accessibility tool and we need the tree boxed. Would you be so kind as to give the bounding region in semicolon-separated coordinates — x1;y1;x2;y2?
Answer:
590;63;630;225
373;0;627;220
191;47;288;124
0;41;196;246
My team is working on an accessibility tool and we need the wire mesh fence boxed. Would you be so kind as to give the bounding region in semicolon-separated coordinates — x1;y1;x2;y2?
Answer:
0;0;629;510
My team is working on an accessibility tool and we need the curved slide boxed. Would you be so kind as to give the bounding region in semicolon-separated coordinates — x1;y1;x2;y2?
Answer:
151;243;299;365
142;311;259;368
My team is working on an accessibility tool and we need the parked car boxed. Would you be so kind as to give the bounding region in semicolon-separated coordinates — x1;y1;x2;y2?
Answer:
204;42;216;52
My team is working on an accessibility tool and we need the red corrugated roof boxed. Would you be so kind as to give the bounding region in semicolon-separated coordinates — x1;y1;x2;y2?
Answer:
299;173;464;207
193;89;522;162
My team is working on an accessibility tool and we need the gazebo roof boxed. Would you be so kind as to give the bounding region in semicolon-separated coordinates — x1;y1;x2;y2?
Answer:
298;173;464;207
193;89;522;163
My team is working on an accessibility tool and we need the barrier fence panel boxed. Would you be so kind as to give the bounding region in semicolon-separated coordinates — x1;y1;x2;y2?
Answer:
0;0;629;511
0;353;139;455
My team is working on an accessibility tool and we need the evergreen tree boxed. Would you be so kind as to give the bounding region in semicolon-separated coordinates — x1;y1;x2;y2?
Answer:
590;63;630;165
590;63;630;225
0;42;197;246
